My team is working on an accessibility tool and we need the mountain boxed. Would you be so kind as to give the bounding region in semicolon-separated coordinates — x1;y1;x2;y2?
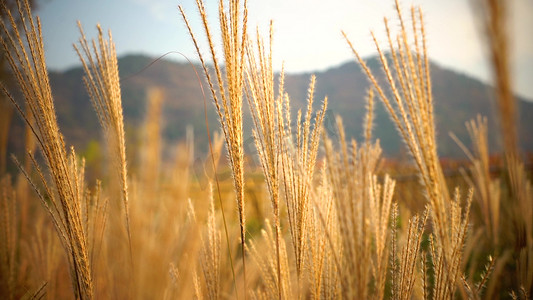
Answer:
7;54;533;163
284;56;533;157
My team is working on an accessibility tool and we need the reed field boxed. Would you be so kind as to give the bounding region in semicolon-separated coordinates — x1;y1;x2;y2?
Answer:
0;0;532;299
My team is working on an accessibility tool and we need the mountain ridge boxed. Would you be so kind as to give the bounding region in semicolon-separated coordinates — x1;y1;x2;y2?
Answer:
7;53;532;164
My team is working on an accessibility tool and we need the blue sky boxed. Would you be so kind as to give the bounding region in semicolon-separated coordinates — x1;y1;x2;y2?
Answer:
37;0;533;99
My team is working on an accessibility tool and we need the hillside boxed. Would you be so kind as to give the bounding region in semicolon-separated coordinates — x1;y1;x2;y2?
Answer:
285;56;533;157
7;54;533;162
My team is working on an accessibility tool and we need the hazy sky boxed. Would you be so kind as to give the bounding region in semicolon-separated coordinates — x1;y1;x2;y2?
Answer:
37;0;533;99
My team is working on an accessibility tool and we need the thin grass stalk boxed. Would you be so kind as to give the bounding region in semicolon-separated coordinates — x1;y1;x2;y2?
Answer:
391;203;399;299
26;281;47;300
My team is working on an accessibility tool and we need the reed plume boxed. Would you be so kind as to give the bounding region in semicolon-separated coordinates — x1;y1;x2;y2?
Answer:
391;204;428;300
27;217;62;299
244;21;331;296
323;113;382;298
368;174;395;299
280;76;328;285
461;255;496;300
74;23;133;266
307;164;340;299
244;22;285;298
343;1;475;296
179;0;249;293
451;115;501;246
0;0;93;298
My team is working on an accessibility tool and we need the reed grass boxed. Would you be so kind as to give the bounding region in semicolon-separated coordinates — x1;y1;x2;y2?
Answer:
477;0;533;295
479;0;517;159
307;165;340;299
179;0;249;293
391;204;428;300
280;75;328;287
323;113;381;298
0;0;93;298
74;23;133;268
1;0;530;298
197;183;221;300
25;217;63;299
141;87;164;191
343;1;476;297
0;175;18;299
451;116;501;246
461;255;496;300
244;22;285;299
248;219;292;299
0;97;13;174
